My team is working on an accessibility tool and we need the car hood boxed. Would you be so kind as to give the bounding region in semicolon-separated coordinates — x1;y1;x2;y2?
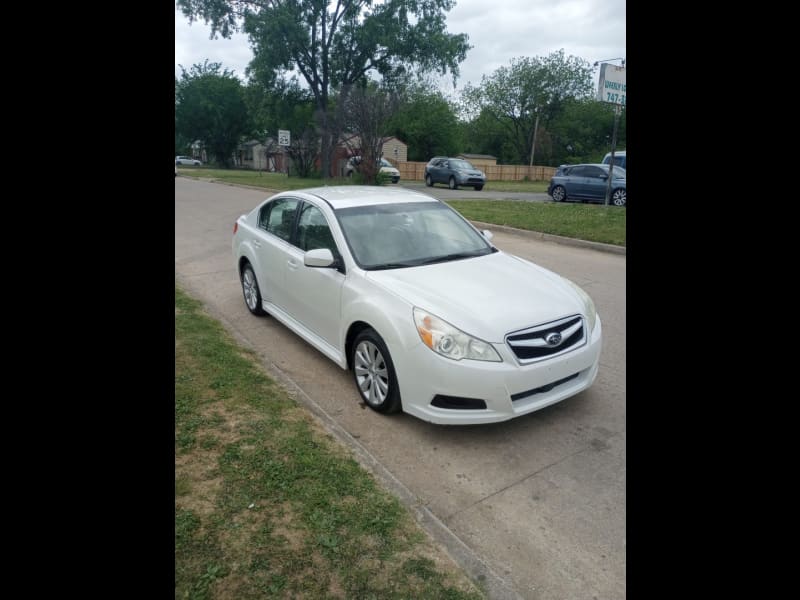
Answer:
366;251;586;342
380;166;400;175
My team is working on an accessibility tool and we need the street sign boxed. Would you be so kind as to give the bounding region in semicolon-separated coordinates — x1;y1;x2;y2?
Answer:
278;129;291;146
597;64;626;106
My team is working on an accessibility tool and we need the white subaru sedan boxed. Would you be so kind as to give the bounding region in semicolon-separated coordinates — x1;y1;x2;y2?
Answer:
232;186;602;425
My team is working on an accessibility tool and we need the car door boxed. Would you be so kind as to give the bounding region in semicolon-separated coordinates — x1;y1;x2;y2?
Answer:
583;166;609;201
252;197;301;310
434;159;450;184
282;201;345;348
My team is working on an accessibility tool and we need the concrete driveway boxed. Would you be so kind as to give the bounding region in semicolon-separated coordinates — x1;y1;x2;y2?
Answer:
175;178;625;600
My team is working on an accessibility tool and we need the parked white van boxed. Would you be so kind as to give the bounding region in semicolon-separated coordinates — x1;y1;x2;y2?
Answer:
602;150;626;170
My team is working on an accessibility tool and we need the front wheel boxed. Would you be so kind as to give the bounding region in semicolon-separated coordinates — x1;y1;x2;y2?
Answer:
448;176;457;190
611;188;627;207
241;263;266;316
352;329;401;414
425;174;433;187
551;185;566;202
474;184;484;191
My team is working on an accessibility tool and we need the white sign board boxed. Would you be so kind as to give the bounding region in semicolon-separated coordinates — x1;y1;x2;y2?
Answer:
597;64;626;106
278;129;291;146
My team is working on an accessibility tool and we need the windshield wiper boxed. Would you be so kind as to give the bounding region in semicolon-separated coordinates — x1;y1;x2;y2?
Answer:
367;262;415;271
416;250;489;266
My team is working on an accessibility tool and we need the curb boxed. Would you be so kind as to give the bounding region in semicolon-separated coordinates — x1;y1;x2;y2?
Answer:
470;220;626;255
178;175;625;256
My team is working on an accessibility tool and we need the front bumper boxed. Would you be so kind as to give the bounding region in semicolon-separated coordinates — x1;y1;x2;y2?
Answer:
392;316;602;424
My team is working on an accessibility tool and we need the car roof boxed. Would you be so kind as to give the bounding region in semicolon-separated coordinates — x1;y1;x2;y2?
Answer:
562;163;611;169
285;186;440;209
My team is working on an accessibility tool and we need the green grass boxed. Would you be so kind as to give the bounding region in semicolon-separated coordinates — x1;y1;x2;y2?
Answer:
177;167;350;191
448;200;626;247
178;167;623;246
178;167;552;193
175;285;484;599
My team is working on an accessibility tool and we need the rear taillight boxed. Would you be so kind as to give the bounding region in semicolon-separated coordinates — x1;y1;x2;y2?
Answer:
233;222;238;234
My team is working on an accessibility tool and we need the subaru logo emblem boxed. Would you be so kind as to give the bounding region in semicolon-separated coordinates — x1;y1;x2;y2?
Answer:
545;332;562;346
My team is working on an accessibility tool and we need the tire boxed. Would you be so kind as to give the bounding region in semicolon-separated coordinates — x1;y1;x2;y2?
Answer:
474;185;483;191
611;188;627;207
352;329;401;414
240;263;267;316
392;177;399;184
448;176;457;190
551;185;566;202
425;173;433;187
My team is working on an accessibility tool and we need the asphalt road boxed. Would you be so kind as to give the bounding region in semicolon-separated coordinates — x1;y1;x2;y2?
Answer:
399;179;551;202
175;177;626;600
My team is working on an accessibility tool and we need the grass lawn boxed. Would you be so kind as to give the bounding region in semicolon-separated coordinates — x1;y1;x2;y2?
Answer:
448;200;626;247
177;167;345;191
175;284;484;599
178;167;624;246
178;167;551;193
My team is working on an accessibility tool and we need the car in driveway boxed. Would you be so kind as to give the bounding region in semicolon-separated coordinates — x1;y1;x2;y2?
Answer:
176;155;202;166
425;157;486;190
548;163;626;206
232;186;601;425
345;156;400;183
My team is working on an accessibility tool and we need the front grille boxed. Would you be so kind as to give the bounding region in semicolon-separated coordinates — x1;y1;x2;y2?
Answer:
506;315;585;363
510;372;581;401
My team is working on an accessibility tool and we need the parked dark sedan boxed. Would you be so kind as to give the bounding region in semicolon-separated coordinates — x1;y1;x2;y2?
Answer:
425;157;486;190
547;164;626;206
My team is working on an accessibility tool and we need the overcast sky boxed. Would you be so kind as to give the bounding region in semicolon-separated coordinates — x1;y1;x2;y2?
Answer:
175;0;625;92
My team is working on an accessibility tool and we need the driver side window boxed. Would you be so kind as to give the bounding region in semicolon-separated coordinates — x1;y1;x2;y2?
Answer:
296;203;337;254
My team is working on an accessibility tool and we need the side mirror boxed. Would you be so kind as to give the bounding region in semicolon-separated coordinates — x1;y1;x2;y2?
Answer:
482;229;494;241
304;248;336;268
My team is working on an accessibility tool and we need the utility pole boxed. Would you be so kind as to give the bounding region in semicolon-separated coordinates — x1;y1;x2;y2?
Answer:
604;104;621;206
529;111;540;170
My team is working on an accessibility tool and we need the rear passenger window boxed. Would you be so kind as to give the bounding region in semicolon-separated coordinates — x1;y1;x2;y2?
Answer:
259;198;299;242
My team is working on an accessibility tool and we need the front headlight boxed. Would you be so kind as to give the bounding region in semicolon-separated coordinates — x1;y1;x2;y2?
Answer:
565;279;597;333
413;308;502;362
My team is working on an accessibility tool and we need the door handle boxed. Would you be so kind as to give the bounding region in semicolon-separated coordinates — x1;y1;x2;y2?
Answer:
287;259;298;270
252;239;261;248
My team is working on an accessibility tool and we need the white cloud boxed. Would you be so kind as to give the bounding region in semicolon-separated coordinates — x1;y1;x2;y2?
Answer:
174;1;626;89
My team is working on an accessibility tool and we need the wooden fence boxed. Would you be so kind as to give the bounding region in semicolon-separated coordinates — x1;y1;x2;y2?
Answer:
397;161;556;182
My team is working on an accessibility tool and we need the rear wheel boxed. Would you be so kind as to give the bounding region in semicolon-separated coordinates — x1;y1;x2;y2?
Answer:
448;176;457;190
551;185;566;202
611;188;627;207
352;329;401;414
241;263;266;316
425;173;433;187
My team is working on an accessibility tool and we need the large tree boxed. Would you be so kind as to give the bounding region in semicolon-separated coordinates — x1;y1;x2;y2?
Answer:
177;0;470;178
462;49;593;166
388;83;461;161
340;83;399;184
175;61;251;167
548;99;626;166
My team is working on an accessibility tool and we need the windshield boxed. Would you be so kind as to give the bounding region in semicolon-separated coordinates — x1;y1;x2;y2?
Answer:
379;158;393;167
449;159;475;170
336;201;495;270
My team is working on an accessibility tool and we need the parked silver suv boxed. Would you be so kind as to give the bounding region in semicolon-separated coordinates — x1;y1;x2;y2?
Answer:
424;157;485;190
